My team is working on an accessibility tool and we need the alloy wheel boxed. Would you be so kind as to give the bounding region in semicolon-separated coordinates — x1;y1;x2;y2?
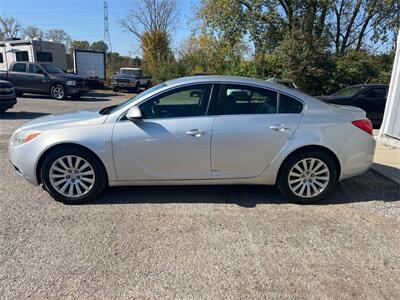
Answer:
288;158;330;198
49;155;95;198
53;86;65;99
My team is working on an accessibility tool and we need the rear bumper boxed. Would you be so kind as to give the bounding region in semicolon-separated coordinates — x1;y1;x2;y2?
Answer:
338;130;376;180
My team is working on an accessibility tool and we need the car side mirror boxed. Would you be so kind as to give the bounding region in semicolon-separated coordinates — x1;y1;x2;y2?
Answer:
355;94;366;100
126;106;142;121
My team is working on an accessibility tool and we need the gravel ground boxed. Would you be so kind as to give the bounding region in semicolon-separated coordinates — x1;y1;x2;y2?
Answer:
1;92;400;299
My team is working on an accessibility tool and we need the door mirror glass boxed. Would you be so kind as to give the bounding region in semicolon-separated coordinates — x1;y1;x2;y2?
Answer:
126;106;142;121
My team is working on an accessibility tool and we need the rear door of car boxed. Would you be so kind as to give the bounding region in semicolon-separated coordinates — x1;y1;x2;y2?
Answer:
210;83;304;179
8;63;29;90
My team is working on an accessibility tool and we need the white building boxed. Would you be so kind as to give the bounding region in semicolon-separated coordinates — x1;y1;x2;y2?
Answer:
380;34;400;140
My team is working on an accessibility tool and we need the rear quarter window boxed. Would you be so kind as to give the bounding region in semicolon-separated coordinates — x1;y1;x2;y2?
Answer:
278;94;303;113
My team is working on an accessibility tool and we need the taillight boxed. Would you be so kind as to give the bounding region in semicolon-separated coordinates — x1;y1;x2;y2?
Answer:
352;119;373;135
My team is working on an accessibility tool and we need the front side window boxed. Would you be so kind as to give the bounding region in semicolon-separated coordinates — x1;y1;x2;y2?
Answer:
139;84;212;119
36;51;53;62
28;64;45;74
222;85;277;115
41;64;64;74
15;51;29;62
12;63;27;72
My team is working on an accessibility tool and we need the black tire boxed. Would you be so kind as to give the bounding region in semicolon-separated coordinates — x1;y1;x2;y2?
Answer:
16;91;23;97
276;150;338;204
135;82;140;93
144;81;150;90
40;146;107;204
112;86;120;92
50;84;67;100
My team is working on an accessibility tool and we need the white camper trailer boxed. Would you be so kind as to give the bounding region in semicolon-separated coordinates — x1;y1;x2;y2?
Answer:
0;40;67;71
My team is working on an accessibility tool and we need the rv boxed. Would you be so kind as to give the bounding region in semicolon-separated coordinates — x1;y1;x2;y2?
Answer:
0;39;67;72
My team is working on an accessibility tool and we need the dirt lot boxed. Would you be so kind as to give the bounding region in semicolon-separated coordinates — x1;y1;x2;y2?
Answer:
1;91;400;299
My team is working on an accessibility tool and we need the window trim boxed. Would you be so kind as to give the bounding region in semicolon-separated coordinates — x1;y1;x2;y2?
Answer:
217;83;304;116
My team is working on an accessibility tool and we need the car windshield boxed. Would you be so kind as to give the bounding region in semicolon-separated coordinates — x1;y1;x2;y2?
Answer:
120;69;141;76
41;64;64;74
100;82;167;115
333;86;364;97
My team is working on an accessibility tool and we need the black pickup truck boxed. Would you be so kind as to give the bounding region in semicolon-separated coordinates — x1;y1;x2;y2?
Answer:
0;62;89;100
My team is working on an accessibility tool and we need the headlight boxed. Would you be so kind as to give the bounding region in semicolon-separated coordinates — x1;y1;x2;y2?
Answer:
11;129;42;146
66;80;76;86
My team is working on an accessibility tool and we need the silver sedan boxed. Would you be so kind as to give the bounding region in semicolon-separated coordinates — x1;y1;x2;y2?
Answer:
9;76;375;204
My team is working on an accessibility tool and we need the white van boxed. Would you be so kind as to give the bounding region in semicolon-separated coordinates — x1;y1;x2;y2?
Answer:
0;39;67;72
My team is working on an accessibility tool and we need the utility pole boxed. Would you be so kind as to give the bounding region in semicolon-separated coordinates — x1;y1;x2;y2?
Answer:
103;0;112;53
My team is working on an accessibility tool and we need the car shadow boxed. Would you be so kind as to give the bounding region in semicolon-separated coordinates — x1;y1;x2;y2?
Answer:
18;92;115;102
0;111;48;120
87;171;399;207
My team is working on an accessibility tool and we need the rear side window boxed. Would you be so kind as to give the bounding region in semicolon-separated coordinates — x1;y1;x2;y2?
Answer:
36;51;53;62
363;88;387;99
28;64;44;74
278;94;303;113
12;63;27;72
222;85;277;115
0;53;3;63
15;51;29;62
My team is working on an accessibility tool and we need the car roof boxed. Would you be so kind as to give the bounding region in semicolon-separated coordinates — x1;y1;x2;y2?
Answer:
348;84;388;88
167;75;329;110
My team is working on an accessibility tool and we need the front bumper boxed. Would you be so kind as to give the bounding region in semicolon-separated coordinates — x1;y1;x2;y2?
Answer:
9;142;39;186
0;95;17;110
110;81;137;88
66;86;90;95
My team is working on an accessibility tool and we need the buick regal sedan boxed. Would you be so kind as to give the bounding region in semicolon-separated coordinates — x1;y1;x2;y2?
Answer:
9;76;375;204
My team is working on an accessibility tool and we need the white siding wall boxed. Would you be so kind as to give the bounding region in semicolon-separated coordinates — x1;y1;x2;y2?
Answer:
380;33;400;140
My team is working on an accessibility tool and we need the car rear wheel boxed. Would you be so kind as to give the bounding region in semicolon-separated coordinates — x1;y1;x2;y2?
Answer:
277;150;338;204
41;147;106;204
51;84;66;100
135;82;140;93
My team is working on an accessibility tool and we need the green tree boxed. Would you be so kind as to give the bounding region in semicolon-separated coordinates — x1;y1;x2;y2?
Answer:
91;40;108;52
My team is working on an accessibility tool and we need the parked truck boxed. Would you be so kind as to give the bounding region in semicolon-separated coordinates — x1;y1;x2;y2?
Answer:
0;62;89;100
110;67;151;92
73;49;106;88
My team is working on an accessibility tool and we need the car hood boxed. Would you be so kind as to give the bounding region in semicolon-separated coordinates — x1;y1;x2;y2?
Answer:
50;73;86;81
21;109;107;131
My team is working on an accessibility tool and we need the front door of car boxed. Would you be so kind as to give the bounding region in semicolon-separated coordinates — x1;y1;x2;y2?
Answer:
211;84;304;179
27;64;50;92
112;83;216;181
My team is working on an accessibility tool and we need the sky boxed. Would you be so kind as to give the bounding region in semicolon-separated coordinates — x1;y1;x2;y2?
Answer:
0;0;199;57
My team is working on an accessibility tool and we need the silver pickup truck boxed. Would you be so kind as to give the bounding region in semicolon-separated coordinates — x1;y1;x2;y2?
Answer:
110;68;151;93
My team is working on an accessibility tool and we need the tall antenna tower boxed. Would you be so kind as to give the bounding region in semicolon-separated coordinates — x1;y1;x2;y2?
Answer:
103;0;112;52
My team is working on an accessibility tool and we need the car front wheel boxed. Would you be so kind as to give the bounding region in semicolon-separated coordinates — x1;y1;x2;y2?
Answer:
51;84;66;100
41;146;107;204
277;150;338;204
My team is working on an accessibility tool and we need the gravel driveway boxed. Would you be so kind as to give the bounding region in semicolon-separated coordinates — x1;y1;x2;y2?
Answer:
1;92;399;299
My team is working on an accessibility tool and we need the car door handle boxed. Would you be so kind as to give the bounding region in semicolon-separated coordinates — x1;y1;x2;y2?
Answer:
186;129;204;137
270;124;290;131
